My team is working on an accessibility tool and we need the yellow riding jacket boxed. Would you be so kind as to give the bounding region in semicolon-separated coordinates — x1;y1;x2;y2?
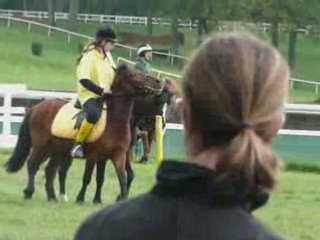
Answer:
76;47;115;105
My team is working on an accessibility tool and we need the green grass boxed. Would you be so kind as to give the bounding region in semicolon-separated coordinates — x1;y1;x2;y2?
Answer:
0;150;319;240
285;161;320;173
0;21;80;91
0;151;157;240
256;172;320;240
0;19;320;101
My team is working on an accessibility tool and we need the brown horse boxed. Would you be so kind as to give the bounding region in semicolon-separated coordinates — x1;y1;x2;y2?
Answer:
5;65;162;202
71;79;177;204
53;80;177;203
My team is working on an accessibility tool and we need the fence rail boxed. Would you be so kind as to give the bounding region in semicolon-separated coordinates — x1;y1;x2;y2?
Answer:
117;57;182;80
2;84;320;148
117;56;318;93
290;78;320;95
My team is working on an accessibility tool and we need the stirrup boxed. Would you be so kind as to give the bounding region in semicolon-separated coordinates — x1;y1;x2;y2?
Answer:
71;144;85;159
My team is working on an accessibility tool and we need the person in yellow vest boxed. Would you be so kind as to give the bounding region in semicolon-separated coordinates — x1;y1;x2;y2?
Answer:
71;26;117;158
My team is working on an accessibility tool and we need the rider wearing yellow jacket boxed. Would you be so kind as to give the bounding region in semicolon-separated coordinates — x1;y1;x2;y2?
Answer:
71;27;117;158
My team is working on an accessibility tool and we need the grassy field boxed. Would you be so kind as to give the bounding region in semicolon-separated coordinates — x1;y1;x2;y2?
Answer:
0;150;319;240
0;20;181;91
0;19;320;102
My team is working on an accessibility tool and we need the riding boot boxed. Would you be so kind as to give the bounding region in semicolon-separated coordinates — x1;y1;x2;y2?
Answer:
71;119;94;159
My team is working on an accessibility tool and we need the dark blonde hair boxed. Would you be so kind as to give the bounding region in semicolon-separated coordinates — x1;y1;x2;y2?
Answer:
76;41;106;65
183;33;289;193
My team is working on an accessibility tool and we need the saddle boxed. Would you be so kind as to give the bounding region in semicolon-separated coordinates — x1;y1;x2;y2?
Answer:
51;99;107;142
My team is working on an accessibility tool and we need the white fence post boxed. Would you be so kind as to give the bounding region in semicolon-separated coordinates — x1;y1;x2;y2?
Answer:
3;93;12;136
28;22;31;32
7;18;11;27
67;33;71;43
47;27;51;37
170;55;174;65
316;85;319;95
0;84;27;146
290;80;294;90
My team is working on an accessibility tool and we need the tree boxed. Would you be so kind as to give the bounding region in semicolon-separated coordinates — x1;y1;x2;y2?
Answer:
69;0;79;31
245;0;287;48
56;0;68;12
246;0;320;69
283;0;320;69
146;5;153;42
22;0;27;10
184;0;211;44
48;0;55;26
170;0;181;54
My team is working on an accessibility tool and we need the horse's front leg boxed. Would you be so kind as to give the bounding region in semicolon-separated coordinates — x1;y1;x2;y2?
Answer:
112;152;128;202
76;160;95;203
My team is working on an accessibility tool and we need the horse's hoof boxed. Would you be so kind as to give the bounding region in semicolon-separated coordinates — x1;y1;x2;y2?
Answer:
60;194;69;203
76;197;85;204
116;195;128;202
48;197;58;202
93;198;102;204
23;189;33;199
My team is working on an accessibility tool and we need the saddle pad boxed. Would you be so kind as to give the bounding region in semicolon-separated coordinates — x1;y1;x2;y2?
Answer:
51;102;106;142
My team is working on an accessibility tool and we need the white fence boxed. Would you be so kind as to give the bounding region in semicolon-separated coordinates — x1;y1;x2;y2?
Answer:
0;9;197;29
0;9;312;34
2;84;320;148
0;84;75;148
290;78;320;95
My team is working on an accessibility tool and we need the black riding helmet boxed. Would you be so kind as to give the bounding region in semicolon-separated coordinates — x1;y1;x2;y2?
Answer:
96;27;117;43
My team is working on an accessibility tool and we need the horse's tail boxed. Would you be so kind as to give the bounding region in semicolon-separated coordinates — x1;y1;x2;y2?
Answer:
5;110;32;173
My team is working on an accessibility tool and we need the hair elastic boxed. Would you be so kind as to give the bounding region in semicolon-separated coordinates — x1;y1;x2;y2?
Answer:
240;122;253;130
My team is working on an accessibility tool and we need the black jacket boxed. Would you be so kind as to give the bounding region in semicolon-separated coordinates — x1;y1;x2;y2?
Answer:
74;161;283;240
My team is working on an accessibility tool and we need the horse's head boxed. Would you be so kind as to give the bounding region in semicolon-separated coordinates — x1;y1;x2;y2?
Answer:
155;79;178;105
112;64;163;96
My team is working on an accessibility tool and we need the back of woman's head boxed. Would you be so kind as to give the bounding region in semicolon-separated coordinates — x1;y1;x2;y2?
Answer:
183;32;289;193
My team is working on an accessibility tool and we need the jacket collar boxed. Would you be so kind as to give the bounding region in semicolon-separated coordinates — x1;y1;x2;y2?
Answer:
137;57;149;64
151;161;269;212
